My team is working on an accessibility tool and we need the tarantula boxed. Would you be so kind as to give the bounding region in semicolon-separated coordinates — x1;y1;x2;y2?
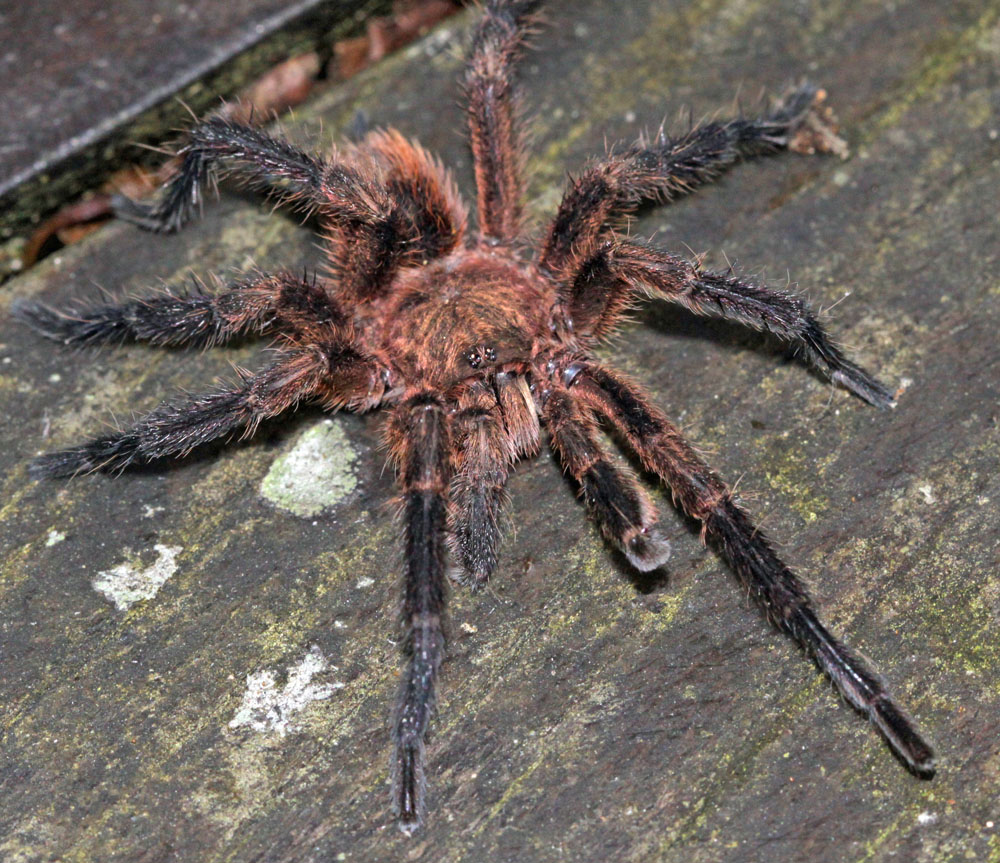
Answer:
15;0;934;834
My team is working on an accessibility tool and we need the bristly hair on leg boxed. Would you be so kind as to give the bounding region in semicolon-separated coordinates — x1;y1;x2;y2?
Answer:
387;394;452;833
465;0;544;240
567;361;934;775
556;239;896;407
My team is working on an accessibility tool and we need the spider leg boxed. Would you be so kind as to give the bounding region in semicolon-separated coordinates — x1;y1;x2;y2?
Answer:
386;394;452;833
362;129;467;258
30;339;385;477
115;120;331;233
561;239;895;407
117;118;466;302
448;373;540;586
540;83;844;281
464;0;542;241
543;383;671;572
333;130;466;300
12;271;343;349
449;392;511;587
569;361;935;775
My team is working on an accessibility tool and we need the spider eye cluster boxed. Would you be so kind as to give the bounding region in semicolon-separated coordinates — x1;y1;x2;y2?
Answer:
465;345;497;369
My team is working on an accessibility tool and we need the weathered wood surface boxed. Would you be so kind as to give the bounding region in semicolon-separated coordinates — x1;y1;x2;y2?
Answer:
0;0;393;240
2;1;998;861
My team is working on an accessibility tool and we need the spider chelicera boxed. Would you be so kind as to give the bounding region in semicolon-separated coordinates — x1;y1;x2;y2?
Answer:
15;0;934;834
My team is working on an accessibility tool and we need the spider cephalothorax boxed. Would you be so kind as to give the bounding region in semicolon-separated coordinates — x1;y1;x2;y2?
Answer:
16;0;934;834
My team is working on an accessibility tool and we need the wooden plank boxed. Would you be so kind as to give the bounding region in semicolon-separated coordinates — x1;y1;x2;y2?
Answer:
1;1;997;860
0;0;392;240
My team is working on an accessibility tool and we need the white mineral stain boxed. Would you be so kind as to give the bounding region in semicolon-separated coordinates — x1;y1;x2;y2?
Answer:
45;529;65;547
92;543;182;611
228;645;343;736
259;419;359;517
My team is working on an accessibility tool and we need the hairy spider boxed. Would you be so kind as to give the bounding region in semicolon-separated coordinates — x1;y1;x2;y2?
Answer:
15;0;934;834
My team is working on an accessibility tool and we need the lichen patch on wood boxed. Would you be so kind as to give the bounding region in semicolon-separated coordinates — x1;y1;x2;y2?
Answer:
91;542;182;610
228;645;344;737
259;419;360;517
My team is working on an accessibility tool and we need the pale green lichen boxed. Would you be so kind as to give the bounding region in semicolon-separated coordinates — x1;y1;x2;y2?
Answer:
228;645;344;737
259;419;359;517
92;543;183;611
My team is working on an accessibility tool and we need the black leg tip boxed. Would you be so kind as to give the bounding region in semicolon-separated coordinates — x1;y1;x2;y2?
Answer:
10;297;39;324
11;299;69;342
29;450;90;479
871;695;936;778
393;740;427;835
831;368;897;409
29;435;137;478
624;526;672;572
112;194;182;234
111;193;149;224
397;816;422;837
13;296;133;346
769;82;820;126
447;562;491;590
